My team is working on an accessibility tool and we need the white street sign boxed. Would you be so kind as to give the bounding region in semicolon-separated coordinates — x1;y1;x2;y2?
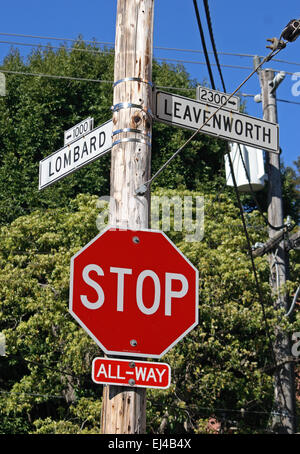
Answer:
64;117;94;146
155;90;279;153
196;85;240;111
39;119;112;190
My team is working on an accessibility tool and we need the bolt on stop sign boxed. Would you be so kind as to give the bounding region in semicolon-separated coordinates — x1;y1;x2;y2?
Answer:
69;227;199;358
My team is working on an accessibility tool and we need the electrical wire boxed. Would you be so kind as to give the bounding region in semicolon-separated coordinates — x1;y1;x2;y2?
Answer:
155;56;253;71
157;58;297;76
0;68;195;94
0;27;297;433
285;285;300;317
242;93;300;105
192;0;215;89
0;39;113;56
1;66;300;107
202;0;226;91
1;32;300;68
275;98;300;105
0;32;114;47
235;145;296;231
1;38;300;78
201;1;294;423
200;0;294;233
0;68;113;84
0;68;194;93
1;357;291;420
203;0;271;320
0;389;65;400
0;388;291;420
136;47;282;194
1;66;299;106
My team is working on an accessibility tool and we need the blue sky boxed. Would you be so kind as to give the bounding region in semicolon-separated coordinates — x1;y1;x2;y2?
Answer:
0;0;299;170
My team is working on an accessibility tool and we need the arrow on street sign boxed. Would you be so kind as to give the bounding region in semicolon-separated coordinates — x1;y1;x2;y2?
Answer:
64;117;94;146
196;85;240;111
39;119;113;190
154;90;279;153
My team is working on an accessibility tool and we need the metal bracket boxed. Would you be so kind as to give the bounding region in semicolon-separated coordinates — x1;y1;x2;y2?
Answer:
113;77;154;89
112;128;152;138
135;183;149;196
111;102;153;118
112;137;151;148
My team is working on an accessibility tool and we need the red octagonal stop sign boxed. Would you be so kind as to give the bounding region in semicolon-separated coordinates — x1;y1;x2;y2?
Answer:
69;227;198;358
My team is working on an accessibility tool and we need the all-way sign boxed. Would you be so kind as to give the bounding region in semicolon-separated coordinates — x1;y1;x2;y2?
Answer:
39;119;113;190
92;357;171;389
155;90;279;153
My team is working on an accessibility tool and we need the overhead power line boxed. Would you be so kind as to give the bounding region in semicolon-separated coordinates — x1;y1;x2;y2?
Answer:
242;93;300;105
1;37;300;76
0;69;113;84
0;32;114;47
156;57;298;76
0;68;194;93
202;0;226;91
0;38;255;70
0;68;299;106
1;41;299;77
0;39;113;56
200;1;292;423
0;388;290;420
0;389;65;400
1;32;300;67
192;0;215;89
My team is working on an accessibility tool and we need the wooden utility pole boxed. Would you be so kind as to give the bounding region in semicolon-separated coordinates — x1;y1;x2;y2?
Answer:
101;0;154;434
258;67;297;433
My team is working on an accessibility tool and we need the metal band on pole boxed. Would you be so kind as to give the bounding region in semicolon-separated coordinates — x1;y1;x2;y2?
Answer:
112;128;152;138
113;77;154;88
111;102;153;117
112;137;151;148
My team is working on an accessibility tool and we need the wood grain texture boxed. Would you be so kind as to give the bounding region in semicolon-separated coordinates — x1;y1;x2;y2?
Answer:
110;0;154;230
101;0;154;434
260;69;297;433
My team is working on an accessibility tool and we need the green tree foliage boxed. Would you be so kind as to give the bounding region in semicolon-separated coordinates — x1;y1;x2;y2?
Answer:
283;157;300;223
0;42;115;224
0;41;229;226
0;195;103;434
0;41;297;226
0;191;299;434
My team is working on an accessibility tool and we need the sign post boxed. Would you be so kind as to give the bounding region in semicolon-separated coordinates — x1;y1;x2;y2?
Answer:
100;0;155;434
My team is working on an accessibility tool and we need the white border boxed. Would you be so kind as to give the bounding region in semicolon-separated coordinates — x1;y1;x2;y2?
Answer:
91;357;171;389
69;226;199;359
